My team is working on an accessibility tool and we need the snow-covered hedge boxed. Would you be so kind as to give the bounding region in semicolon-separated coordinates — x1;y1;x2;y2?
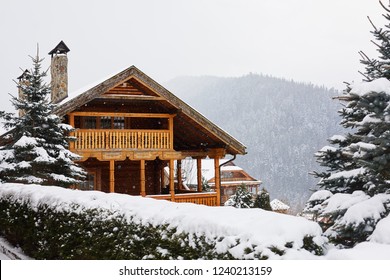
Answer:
0;183;325;259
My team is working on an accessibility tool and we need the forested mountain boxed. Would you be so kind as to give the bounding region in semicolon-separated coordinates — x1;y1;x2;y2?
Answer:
165;74;343;213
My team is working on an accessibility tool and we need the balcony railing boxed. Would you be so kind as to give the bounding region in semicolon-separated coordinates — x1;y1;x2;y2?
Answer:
148;192;218;206
72;129;172;150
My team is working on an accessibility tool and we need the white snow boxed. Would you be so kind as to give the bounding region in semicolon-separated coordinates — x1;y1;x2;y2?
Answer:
318;145;337;153
322;191;369;215
307;190;333;202
329;135;346;142
325;242;390;259
13;135;38;148
351;142;376;151
328;167;366;180
270;199;290;211
369;215;390;244
350;77;390;96
340;194;390;226
357;114;382;125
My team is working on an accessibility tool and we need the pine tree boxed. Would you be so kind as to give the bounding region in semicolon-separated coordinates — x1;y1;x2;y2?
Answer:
306;1;390;247
253;188;272;210
224;184;253;208
0;52;85;187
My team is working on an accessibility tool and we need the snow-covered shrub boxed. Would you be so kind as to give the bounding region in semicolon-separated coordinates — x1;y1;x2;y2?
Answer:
0;183;326;259
305;190;390;247
224;184;253;208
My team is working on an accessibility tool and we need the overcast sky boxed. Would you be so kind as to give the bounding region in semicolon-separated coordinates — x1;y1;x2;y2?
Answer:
0;0;387;114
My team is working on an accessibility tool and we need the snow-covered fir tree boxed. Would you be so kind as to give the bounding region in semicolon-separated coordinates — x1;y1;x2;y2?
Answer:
306;1;390;247
253;188;272;210
224;184;253;208
0;53;85;187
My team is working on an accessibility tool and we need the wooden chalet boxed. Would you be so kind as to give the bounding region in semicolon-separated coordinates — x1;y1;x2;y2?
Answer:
47;42;246;206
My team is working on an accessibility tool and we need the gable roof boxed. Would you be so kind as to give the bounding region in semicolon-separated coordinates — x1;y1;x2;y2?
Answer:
53;65;246;155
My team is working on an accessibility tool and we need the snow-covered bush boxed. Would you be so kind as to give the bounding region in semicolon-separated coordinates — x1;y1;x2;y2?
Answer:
0;183;325;259
224;184;253;208
305;190;390;247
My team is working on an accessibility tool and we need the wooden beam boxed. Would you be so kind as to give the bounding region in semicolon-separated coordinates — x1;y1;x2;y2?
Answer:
98;94;165;101
214;157;221;206
160;161;165;194
177;160;182;190
71;111;175;119
197;158;202;192
168;116;174;150
68;113;75;150
109;160;115;193
140;160;146;197
169;159;175;202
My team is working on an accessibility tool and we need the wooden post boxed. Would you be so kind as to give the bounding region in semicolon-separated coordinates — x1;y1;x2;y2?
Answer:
68;113;75;150
168;116;174;150
140;160;146;197
197;158;202;192
169;159;175;201
160;161;165;194
214;157;221;206
109;160;115;193
177;160;182;190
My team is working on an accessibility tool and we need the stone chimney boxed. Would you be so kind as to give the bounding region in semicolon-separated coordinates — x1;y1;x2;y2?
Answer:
16;69;30;117
48;41;70;104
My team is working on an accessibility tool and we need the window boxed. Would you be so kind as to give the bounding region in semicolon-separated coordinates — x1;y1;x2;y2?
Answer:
78;173;96;191
83;117;96;129
100;116;111;129
114;117;125;129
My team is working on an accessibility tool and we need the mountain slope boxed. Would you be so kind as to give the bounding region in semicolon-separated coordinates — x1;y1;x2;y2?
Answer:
165;74;343;212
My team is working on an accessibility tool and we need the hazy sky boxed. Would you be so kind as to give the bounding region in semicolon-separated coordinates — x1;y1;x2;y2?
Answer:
0;0;387;114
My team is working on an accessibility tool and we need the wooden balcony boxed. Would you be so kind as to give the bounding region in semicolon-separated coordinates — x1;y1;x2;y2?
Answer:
148;192;218;206
72;129;172;151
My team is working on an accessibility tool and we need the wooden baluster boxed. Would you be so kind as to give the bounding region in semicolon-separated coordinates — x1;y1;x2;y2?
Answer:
81;132;85;150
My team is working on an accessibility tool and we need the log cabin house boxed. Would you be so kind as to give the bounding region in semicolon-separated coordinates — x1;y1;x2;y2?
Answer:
47;41;246;206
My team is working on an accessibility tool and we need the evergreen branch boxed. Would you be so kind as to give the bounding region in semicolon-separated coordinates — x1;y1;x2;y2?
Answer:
358;70;371;81
367;16;379;32
379;0;390;13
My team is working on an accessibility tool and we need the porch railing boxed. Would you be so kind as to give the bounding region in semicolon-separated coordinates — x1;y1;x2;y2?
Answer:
148;192;218;206
73;129;172;150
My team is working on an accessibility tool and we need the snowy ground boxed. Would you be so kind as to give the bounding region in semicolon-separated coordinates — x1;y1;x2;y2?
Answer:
1;183;390;260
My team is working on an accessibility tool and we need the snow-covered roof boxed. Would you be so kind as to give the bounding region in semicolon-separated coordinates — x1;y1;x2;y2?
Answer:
271;199;290;211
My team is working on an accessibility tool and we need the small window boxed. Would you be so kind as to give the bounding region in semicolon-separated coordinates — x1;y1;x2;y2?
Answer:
83;117;96;129
78;173;95;191
114;117;125;129
101;116;111;129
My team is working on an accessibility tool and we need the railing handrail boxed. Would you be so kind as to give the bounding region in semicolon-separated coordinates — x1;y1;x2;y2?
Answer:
74;128;171;133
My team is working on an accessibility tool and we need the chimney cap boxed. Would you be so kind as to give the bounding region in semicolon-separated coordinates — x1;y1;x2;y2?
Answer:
48;41;70;56
17;69;30;80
